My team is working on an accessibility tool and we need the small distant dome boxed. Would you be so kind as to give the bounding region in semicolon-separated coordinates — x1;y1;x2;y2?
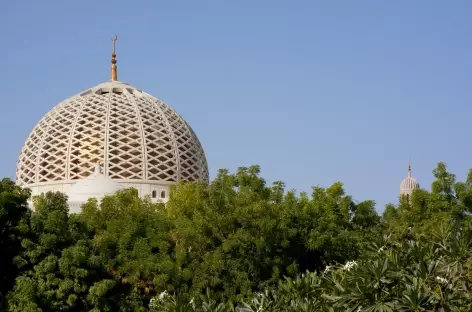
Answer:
400;163;419;196
67;164;123;213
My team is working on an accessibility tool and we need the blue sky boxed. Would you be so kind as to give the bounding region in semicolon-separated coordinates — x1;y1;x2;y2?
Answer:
1;1;471;211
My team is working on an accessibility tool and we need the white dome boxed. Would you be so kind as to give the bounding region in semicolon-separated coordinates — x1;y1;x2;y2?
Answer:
16;80;209;192
67;164;124;213
400;165;419;196
400;177;419;191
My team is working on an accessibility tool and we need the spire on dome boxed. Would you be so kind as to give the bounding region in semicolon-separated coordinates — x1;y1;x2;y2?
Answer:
408;157;411;177
111;35;118;81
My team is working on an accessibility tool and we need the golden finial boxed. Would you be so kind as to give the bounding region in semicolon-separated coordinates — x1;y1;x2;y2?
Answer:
111;35;118;81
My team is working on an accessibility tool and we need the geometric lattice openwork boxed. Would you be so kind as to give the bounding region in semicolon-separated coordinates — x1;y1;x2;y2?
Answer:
16;80;209;186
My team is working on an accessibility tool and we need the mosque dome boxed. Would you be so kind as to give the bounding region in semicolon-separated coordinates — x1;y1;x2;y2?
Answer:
400;163;419;196
67;164;124;213
16;37;208;202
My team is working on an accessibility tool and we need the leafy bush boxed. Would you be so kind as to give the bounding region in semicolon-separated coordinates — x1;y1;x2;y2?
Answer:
151;221;472;311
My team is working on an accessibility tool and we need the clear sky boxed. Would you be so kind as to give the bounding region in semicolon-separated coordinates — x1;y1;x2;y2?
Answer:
1;1;471;211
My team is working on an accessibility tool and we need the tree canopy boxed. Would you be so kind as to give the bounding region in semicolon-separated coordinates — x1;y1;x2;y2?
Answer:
0;162;471;311
0;179;30;310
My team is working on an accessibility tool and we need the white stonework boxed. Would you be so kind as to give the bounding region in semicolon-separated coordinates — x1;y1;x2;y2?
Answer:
67;164;124;213
16;80;208;206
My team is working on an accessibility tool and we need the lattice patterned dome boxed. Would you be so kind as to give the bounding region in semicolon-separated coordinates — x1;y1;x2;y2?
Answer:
16;79;209;199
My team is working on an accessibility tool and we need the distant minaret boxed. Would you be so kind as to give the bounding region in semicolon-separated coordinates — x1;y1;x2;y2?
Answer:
400;159;420;197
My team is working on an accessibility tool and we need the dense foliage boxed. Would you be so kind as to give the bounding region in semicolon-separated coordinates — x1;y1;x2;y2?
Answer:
151;222;472;311
0;179;31;310
0;162;470;311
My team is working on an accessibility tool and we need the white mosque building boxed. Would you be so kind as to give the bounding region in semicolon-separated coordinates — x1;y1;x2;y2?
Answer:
15;37;209;213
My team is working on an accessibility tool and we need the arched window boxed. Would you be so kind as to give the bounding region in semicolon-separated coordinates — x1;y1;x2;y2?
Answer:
160;190;166;198
152;190;157;198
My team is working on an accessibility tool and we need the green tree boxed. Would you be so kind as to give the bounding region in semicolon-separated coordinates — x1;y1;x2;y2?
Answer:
79;188;175;310
0;178;30;310
8;191;85;311
383;162;472;241
165;166;379;302
8;189;175;312
151;221;472;312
